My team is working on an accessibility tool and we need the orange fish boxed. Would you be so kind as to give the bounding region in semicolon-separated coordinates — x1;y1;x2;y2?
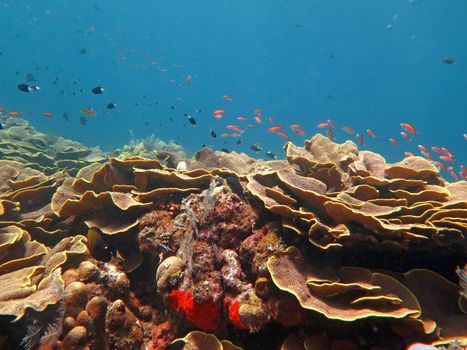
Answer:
247;124;256;129
441;147;452;157
80;107;96;116
400;123;418;135
439;155;455;162
356;133;364;146
418;144;427;152
317;122;329;128
213;109;225;116
223;95;233;102
341;126;354;134
450;171;459;180
0;107;7;113
326;129;334;140
389;138;400;146
431;146;443;153
221;133;230;138
227;125;242;133
290;124;300;129
293;128;306;135
400;131;412;141
269;116;274;122
405;152;415;157
8;111;21;116
267;125;283;133
43;112;54;118
421;151;431;159
435;161;447;170
237;116;247;121
278;131;290;140
327;118;335;129
214;114;223;119
366;129;376;138
254;116;262;124
230;133;241;137
253;109;261;115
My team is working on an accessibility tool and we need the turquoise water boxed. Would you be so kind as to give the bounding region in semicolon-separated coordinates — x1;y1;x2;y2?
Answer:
1;0;466;176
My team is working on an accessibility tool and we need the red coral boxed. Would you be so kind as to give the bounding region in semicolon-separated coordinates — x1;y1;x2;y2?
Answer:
227;301;249;330
167;290;219;332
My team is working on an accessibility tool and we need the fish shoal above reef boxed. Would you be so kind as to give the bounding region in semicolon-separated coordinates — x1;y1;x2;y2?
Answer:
0;121;466;350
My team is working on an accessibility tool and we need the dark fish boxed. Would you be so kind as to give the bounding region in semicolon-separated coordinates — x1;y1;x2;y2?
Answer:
225;175;245;198
106;102;116;109
17;83;40;93
327;94;334;99
79;47;88;54
265;151;276;159
236;139;242;145
195;108;202;113
26;73;35;82
91;86;105;94
0;122;5;129
441;56;457;65
62;112;69;121
87;227;112;261
170;105;176;110
221;148;229;153
250;143;262;152
79;116;87;126
186;114;196;125
210;129;216;138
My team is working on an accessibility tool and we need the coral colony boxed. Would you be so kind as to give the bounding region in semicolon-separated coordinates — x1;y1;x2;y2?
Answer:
0;118;466;350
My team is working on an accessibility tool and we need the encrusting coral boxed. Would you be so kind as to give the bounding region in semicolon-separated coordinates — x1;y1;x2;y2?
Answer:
0;131;465;349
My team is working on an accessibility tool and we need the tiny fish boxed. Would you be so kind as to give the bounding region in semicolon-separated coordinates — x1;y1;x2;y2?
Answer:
186;114;196;125
79;116;87;125
227;125;241;133
250;143;262;152
404;152;414;157
254;116;262;123
431;146;443;153
418;144;427;152
267;125;283;133
0;122;5;129
223;95;233;102
8;111;21;116
389;138;400;146
278;131;290;140
366;129;376;138
212;109;225;116
400;131;412;141
400;123;418;135
439;155;455;162
17;83;40;93
441;56;457;65
91;86;105;94
106;102;116;109
327;118;335;129
326;129;334;141
237;116;247;121
317;122;329;128
43;112;54;118
341;126;354;134
421;150;431;159
80;107;96;116
210;129;217;138
290;124;300;129
356;133;364;146
293;128;306;135
221;148;230;153
62;113;69;121
236;139;242;145
265;151;276;159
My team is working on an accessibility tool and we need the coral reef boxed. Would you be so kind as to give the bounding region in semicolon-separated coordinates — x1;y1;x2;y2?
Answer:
0;133;465;349
0;117;106;176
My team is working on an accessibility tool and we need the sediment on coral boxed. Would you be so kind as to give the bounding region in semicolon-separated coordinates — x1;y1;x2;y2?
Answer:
0;133;465;350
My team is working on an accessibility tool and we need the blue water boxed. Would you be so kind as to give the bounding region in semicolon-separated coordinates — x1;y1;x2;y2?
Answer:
1;0;466;176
